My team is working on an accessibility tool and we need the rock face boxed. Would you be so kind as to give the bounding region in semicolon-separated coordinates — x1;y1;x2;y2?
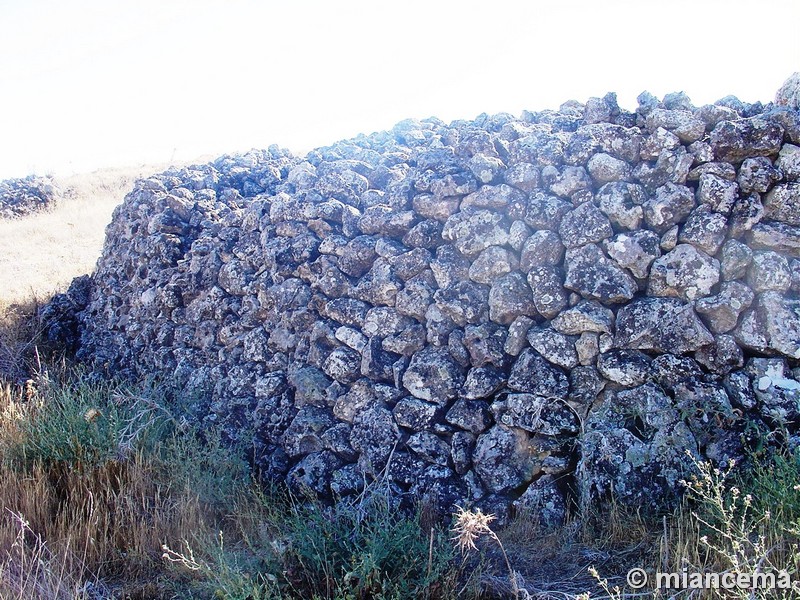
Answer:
47;88;800;522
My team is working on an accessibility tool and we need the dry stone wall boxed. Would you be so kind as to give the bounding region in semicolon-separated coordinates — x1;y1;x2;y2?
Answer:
55;91;800;523
0;175;61;218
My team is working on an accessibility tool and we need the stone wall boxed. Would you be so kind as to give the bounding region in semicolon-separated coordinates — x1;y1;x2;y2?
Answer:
55;91;800;523
0;175;61;218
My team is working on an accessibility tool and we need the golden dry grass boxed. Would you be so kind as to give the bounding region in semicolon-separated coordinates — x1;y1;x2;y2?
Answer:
0;164;167;305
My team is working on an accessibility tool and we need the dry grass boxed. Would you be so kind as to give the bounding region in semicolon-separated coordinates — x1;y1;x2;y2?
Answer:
0;164;167;305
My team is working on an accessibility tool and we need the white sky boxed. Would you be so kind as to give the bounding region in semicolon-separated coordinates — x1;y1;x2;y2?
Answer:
0;0;798;179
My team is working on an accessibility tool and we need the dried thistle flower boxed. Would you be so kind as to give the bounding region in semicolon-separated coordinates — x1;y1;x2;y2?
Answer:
451;506;496;553
83;407;103;423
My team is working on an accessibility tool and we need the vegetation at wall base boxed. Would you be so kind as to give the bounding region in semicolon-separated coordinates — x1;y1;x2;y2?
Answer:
1;364;798;599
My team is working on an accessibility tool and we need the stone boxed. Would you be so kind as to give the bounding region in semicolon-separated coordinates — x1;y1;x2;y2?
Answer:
603;229;661;279
505;316;535;357
322;347;362;383
640;127;681;160
738;157;781;195
507;348;569;399
288;451;343;496
524;192;572;229
564;244;638;304
597;349;653;387
463;323;507;368
393;397;440;430
695;335;744;375
492;394;579;435
710;117;784;163
450;432;475;475
615;297;715;353
648;244;720;301
413;193;460;221
694;282;755;334
446;399;493;434
545;165;593;198
576;332;600;365
513;475;567;527
587;152;631;183
527;267;569;319
728;193;765;238
402;346;466;403
504;162;541;192
473;425;538;494
763;183;800;226
775;72;800;109
430;245;470;288
389;248;433;281
434;281;489;326
660;225;679;252
740;293;800;359
467;155;506;185
395;272;435;321
442;210;509;258
460;366;506;400
645;108;705;143
527;327;579;369
358;206;416;236
596;182;646;231
746;222;800;258
289;366;332;408
558;202;614;248
353;258;401;306
488;272;538;325
508;220;532;252
468;246;518;284
350;407;401;472
746;358;800;423
519;230;565;271
550;299;615;335
403;219;443;249
283;406;337;458
337;235;377;277
747;251;792;293
408;432;451;466
678;206;728;256
776;144;800;181
633;147;694;191
720;239;753;281
643;183;696;233
461;183;524;211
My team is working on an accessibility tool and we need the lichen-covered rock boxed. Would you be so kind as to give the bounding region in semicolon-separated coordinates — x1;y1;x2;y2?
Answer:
643;183;696;233
648;244;720;301
473;425;539;494
527;266;569;319
710;117;784;163
564;244;637;304
550;299;615;335
615;297;714;353
603;229;661;279
488;272;538;325
519;229;564;271
512;474;567;527
402;346;466;403
558;202;614;248
763;183;800;226
507;348;569;398
746;222;800;258
694;282;754;334
734;292;800;359
527;327;578;369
